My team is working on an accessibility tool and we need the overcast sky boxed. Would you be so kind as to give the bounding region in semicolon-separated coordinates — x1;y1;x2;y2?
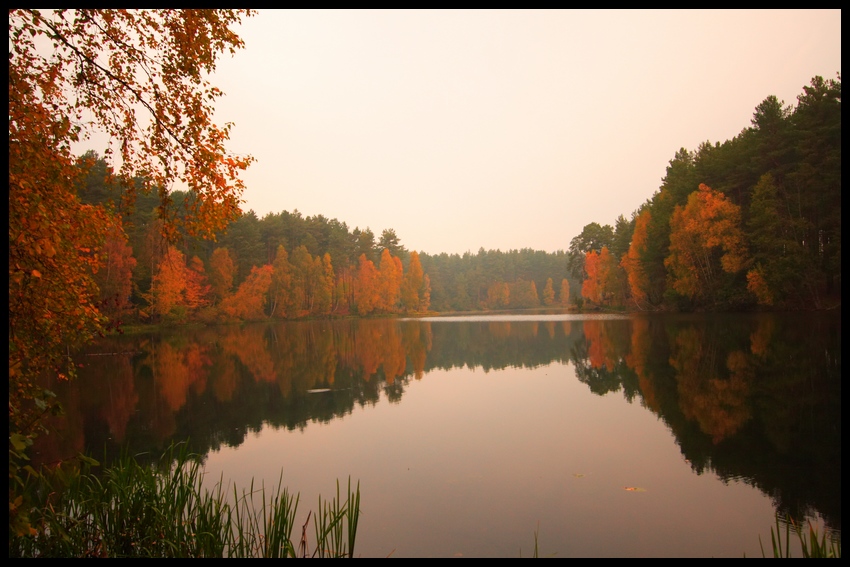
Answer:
207;9;840;256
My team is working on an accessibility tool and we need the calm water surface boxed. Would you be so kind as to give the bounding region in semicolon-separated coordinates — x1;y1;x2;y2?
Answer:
35;312;841;557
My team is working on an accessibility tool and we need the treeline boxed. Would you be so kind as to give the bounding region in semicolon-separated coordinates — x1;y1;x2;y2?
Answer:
569;74;841;311
79;74;840;321
78;167;579;323
78;187;433;323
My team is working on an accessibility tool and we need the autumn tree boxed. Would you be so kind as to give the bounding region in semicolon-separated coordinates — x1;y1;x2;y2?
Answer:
487;281;510;309
335;265;355;315
9;9;254;535
401;251;425;312
597;247;613;304
597;246;627;306
620;208;653;309
221;265;273;320
148;246;188;320
377;248;403;313
184;256;212;311
559;278;571;307
145;248;209;321
133;215;168;304
208;247;236;305
509;279;540;309
269;245;294;318
581;250;601;304
290;245;319;316
313;253;335;316
94;217;138;320
664;184;748;306
420;274;432;312
568;222;614;280
354;254;380;315
542;278;556;306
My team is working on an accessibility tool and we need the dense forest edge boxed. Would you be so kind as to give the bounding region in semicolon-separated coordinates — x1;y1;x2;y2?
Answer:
73;73;840;332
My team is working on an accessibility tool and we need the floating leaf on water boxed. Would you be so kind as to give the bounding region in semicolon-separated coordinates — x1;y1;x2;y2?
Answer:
306;388;331;394
623;486;647;492
572;473;585;478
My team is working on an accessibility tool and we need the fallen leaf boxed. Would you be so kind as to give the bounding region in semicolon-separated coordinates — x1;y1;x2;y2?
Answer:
623;486;647;492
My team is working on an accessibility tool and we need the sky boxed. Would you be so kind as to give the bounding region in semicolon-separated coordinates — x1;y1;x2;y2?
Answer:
202;10;839;256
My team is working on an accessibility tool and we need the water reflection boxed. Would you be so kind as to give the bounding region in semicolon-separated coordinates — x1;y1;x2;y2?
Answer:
36;312;840;535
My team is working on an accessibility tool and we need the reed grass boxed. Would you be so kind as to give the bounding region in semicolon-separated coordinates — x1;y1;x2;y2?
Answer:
756;515;841;558
8;443;361;558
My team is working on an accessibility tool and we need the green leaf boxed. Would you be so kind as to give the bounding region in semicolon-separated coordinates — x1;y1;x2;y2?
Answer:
78;453;101;467
10;433;31;452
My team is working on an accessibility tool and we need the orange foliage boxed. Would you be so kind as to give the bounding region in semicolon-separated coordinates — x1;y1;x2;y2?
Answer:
401;251;425;312
583;319;616;371
94;217;138;320
746;265;774;306
665;184;747;300
154;342;198;413
559;278;571;306
9;9;254;448
402;322;431;379
221;264;273;320
623;317;661;413
488;281;510;308
209;247;236;304
620;209;651;308
420;274;432;312
749;316;776;358
97;355;139;443
289;245;317;316
211;357;239;403
669;326;752;444
542;277;556;306
150;246;188;318
184;256;212;310
354;254;379;315
381;325;407;384
270;245;294;318
584;320;605;369
581;250;601;304
377;249;403;312
596;246;619;305
313;253;335;316
219;325;276;384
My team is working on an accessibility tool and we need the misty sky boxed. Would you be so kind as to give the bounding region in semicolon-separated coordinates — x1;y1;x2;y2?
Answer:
206;9;839;255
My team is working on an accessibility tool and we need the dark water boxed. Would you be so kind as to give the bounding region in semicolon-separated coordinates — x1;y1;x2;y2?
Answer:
35;311;841;557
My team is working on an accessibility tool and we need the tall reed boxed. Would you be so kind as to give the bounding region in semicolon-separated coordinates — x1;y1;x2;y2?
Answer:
9;443;361;558
756;515;841;558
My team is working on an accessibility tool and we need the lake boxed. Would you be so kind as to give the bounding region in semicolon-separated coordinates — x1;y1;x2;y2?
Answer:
33;311;841;557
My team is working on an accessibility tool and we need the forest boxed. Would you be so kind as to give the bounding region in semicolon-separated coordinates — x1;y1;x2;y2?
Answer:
72;73;840;327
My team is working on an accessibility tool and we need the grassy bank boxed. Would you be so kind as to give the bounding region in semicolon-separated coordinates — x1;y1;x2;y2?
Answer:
9;444;360;558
